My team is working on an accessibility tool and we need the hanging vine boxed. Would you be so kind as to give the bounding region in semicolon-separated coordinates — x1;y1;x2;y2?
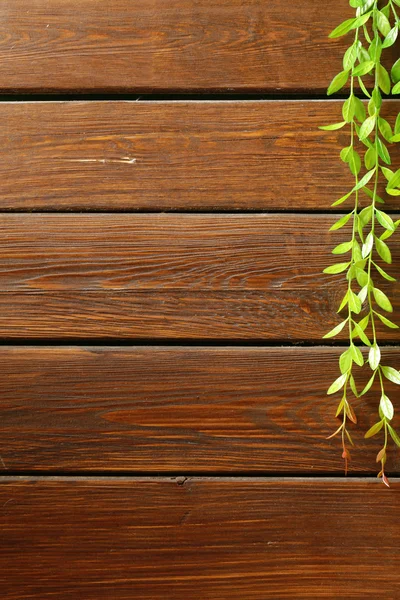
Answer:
321;0;400;486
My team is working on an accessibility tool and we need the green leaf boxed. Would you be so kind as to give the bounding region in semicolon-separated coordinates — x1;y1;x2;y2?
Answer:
327;373;348;395
391;57;400;83
323;262;351;274
331;191;353;207
381;366;400;385
358;76;371;98
353;96;366;122
368;96;377;117
327;70;350;96
369;343;381;371
360;372;376;395
372;87;382;110
387;168;400;190
362;186;384;204
388;424;400;448
386;186;400;195
381;166;394;181
335;398;346;417
358;284;368;304
380;3;391;18
365;420;384;438
353;12;373;28
350;0;364;6
359;205;373;227
373;287;393;312
349;289;362;314
358;314;370;331
378;117;393;141
343;43;359;70
362;231;373;258
355;268;368;288
350;344;364;367
364;146;376;170
353;321;371;346
350;374;359;398
381;219;400;241
375;210;395;232
349;150;362;175
319;122;347;131
375;313;399;328
340;348;353;374
369;35;382;63
375;237;392;264
395;113;400;135
338;290;349;312
390;133;400;142
354;168;376;190
332;240;353;254
340;146;352;162
376;137;391;165
353;238;363;263
323;319;348;339
329;18;357;39
330;213;353;231
374;262;396;282
392;81;400;94
376;11;391;36
342;95;356;123
380;393;394;420
361;0;375;12
359;115;376;140
353;61;375;77
382;26;398;48
377;64;391;95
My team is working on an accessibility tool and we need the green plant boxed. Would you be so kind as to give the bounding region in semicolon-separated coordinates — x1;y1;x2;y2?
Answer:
320;0;400;486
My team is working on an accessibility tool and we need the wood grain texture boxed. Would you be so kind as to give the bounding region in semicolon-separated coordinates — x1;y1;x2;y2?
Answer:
1;346;400;473
1;100;400;211
0;213;398;339
0;0;359;94
0;477;400;599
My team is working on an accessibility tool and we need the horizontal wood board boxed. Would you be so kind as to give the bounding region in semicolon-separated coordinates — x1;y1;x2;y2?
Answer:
0;346;399;473
0;213;398;339
0;0;362;94
1;100;400;211
0;477;399;599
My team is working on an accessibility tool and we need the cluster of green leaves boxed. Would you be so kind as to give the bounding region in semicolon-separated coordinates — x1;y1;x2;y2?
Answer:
321;0;400;486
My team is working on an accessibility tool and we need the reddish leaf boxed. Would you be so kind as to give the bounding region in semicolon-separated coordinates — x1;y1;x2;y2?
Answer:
376;448;386;463
342;448;351;461
346;403;358;424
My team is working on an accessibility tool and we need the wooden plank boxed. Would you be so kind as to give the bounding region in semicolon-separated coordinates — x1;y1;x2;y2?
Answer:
1;346;399;473
0;477;399;599
0;214;398;340
0;0;359;94
1;101;400;211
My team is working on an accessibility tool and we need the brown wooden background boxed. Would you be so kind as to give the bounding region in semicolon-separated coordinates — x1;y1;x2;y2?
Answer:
0;1;399;598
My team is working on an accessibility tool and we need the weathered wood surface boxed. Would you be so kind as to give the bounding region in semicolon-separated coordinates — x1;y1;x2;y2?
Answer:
1;101;400;211
0;214;398;339
1;346;399;473
0;477;399;599
0;0;358;94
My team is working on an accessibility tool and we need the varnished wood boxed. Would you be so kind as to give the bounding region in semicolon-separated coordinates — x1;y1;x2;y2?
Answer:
0;477;399;599
0;214;398;339
1;101;400;211
1;346;399;473
0;0;359;93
